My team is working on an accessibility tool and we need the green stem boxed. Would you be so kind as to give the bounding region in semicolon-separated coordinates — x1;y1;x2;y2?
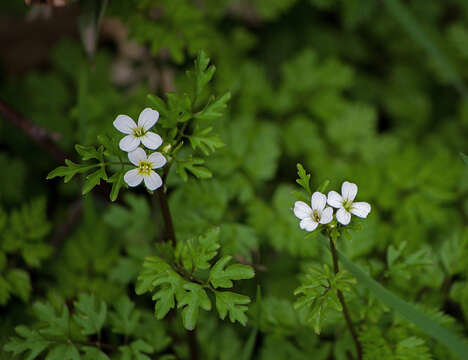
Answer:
328;235;363;360
104;161;132;166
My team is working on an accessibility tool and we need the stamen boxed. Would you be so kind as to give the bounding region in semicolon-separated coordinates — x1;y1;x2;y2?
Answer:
312;210;321;222
133;127;146;137
342;199;353;212
137;160;152;176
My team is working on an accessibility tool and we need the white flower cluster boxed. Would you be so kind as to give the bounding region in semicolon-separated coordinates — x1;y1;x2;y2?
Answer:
294;181;371;232
114;108;166;191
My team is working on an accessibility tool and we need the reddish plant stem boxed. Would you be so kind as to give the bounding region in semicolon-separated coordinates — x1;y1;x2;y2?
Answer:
156;163;199;360
329;236;363;360
0;99;67;163
50;199;83;248
157;164;176;245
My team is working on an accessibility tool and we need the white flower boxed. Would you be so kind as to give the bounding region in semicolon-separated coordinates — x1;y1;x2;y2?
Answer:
114;108;163;152
124;147;167;191
327;181;371;225
293;192;334;232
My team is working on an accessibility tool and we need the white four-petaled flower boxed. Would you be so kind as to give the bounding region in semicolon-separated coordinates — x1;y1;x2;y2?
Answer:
327;181;371;225
293;192;333;232
124;147;167;191
114;108;163;152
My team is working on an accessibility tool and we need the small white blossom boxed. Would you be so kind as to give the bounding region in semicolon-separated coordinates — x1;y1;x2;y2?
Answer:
114;108;163;152
327;181;371;225
293;192;334;232
124;147;167;191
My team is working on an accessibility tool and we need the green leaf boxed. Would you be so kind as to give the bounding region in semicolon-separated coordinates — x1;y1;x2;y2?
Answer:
147;94;168;116
82;166;107;195
461;152;468;165
135;256;186;319
295;163;311;195
82;347;110;360
120;339;154;360
109;296;140;336
98;134;120;156
194;92;231;121
177;283;211;330
294;264;355;334
0;275;12;305
46;160;99;183
209;255;255;289
189;127;224;155
75;144;103;161
395;337;432;360
382;0;468;98
192;50;216;100
6;269;31;302
176;228;220;272
72;293;107;335
215;291;251;325
318;234;468;358
33;302;70;338
176;156;212;181
167;93;192;124
4;326;49;360
109;171;125;202
46;344;80;360
316;180;330;193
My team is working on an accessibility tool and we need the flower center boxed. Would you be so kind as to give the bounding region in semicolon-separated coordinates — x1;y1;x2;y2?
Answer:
133;127;146;138
138;160;152;176
312;210;321;222
342;199;353;212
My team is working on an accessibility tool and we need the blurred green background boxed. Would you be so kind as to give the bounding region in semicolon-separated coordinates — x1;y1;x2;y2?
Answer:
1;0;467;359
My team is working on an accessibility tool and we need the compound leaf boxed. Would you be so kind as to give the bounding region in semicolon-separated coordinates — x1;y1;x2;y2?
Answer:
215;291;251;325
209;256;255;289
72;293;107;336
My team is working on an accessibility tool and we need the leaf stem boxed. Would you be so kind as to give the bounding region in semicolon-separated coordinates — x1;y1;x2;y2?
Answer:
328;235;362;360
155;163;200;360
156;165;177;246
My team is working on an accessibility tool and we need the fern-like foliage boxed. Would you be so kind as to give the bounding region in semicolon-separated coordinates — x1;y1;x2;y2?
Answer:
4;294;172;360
136;228;255;330
294;264;356;334
47;51;230;199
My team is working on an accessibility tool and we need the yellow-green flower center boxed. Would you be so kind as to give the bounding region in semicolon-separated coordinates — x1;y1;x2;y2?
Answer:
342;199;353;212
133;127;146;137
312;210;320;222
138;160;152;176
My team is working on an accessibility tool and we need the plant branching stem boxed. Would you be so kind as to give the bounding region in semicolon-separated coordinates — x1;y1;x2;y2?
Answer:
328;236;363;360
0;99;67;163
155;162;199;360
157;165;176;246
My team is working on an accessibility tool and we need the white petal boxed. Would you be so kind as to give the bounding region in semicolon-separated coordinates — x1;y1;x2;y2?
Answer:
293;201;312;220
119;135;140;152
336;208;351;225
124;168;143;187
138;108;159;131
140;132;163;150
148;152;167;169
143;170;163;191
300;218;319;232
319;207;333;224
128;147;147;166
351;202;371;218
311;192;327;211
342;181;358;201
113;115;136;134
327;191;343;208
